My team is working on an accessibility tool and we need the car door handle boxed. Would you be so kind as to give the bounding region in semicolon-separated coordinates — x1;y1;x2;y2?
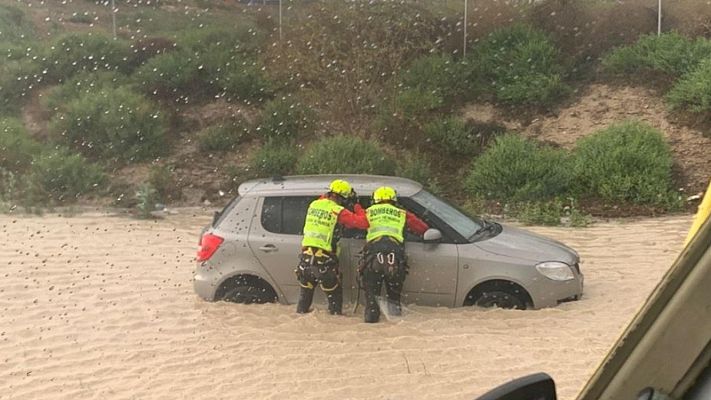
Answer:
259;244;278;253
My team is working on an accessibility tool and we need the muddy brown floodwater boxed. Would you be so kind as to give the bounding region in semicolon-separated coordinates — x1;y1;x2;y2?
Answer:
0;210;692;400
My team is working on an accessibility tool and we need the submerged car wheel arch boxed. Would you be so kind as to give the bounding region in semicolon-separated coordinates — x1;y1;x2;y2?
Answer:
463;279;534;308
214;271;281;303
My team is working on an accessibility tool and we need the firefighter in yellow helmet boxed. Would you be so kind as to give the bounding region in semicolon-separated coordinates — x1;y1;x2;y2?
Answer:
360;186;429;323
296;179;368;315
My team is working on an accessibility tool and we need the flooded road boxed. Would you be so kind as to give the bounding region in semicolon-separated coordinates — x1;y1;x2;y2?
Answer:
0;210;692;400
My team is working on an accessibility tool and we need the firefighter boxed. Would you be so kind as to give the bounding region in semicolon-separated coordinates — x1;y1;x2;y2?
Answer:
360;186;428;323
296;179;368;315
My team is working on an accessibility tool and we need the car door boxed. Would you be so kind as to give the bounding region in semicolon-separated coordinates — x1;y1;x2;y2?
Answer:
399;199;460;307
248;195;355;305
343;197;460;308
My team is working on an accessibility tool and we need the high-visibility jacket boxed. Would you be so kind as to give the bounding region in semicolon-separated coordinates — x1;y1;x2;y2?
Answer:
301;198;344;252
366;203;406;243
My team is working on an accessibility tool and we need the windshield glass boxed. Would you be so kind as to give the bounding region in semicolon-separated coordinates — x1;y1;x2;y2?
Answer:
412;190;482;240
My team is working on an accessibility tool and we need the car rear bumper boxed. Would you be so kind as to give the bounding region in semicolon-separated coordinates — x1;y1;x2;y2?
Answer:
193;264;219;301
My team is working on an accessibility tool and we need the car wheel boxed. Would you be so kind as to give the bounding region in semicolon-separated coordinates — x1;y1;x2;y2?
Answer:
474;289;527;310
223;285;275;304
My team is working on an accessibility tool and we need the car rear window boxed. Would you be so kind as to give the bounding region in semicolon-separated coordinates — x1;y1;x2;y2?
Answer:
260;196;315;235
214;195;241;227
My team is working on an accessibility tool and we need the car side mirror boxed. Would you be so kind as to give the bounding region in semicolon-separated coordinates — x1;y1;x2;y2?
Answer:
474;372;557;400
423;228;442;243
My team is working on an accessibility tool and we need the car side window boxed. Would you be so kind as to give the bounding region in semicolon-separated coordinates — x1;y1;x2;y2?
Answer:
398;197;457;244
260;196;315;235
282;196;314;234
260;197;282;233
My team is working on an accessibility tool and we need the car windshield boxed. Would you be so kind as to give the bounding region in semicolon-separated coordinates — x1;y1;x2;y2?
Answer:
411;190;483;240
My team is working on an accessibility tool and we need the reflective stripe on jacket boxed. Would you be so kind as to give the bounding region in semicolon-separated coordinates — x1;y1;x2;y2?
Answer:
366;203;406;243
301;198;344;252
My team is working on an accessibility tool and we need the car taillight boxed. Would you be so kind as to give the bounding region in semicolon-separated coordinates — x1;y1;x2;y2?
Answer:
197;233;224;262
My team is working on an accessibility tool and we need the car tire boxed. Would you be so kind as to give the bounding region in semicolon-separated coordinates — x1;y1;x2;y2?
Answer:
222;285;275;304
473;289;527;310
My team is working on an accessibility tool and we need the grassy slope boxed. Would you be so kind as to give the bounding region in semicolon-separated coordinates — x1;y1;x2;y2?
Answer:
2;0;709;215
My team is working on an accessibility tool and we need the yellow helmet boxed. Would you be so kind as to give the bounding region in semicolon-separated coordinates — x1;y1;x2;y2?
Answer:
373;186;397;203
329;179;352;197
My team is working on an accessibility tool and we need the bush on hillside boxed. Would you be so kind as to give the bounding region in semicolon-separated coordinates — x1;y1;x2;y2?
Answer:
49;86;167;162
0;5;35;43
43;33;133;81
250;140;298;177
296;136;396;176
666;59;711;115
219;64;272;102
572;121;678;206
602;32;711;78
424;116;478;155
472;24;570;107
197;120;251;153
133;49;200;96
466;134;572;202
374;88;443;139
0;118;41;172
0;59;42;114
148;165;182;202
513;199;592;227
258;97;314;140
401;54;478;103
43;70;129;112
26;147;105;204
395;154;440;194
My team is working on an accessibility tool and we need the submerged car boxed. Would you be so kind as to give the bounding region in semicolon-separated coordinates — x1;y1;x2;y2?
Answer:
193;175;583;310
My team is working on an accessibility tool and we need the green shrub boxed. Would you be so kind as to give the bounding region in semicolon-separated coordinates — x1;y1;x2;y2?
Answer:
666;59;711;115
27;147;106;204
572;121;678;206
133;49;200;95
250;140;298;177
473;24;570;106
0;167;19;209
374;87;444;138
515;200;565;226
197;120;251;152
296;136;396;175
133;25;269;101
43;70;129;112
0;5;35;43
68;13;93;24
466;134;573;202
49;86;167;162
395;154;440;194
511;198;591;227
393;88;443;117
424;116;478;155
401;54;476;102
148;165;181;202
135;183;158;219
43;33;133;81
219;64;272;102
0;59;42;114
259;97;314;140
602;32;711;78
0;117;41;172
177;25;264;54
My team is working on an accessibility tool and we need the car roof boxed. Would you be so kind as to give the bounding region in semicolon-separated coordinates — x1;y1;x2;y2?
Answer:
238;174;424;197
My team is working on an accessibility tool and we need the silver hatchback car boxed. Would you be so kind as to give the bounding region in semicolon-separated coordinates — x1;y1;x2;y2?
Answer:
193;175;583;310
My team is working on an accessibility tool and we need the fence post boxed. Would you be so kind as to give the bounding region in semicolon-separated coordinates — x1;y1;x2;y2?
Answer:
463;0;468;57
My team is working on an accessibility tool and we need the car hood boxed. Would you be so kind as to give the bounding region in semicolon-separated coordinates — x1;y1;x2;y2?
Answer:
474;224;579;265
